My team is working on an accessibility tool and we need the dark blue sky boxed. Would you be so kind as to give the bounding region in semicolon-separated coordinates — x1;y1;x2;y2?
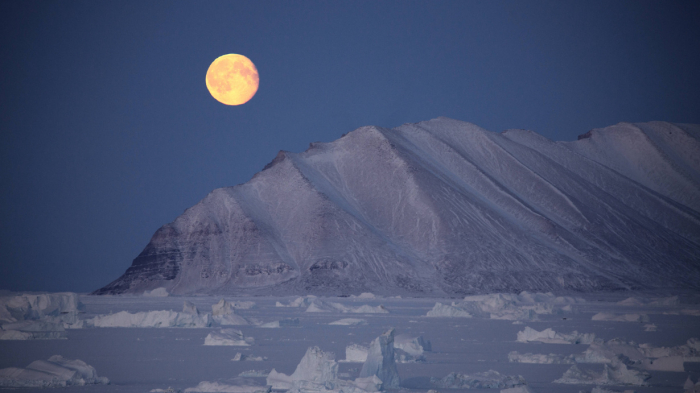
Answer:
1;1;699;293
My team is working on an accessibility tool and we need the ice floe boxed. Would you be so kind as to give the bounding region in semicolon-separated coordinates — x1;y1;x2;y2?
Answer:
510;336;696;372
232;353;266;362
204;329;254;346
553;360;650;386
260;318;300;328
591;313;649;322
90;310;212;328
431;370;526;389
508;351;573;364
617;296;680;307
516;326;595;344
426;292;581;320
0;355;109;388
359;328;400;388
330;318;367;326
184;380;270;393
500;386;536;393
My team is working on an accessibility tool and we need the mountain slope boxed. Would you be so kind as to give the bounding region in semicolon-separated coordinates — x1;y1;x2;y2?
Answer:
95;118;700;295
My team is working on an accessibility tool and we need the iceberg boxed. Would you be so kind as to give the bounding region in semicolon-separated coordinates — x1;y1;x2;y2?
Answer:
426;303;472;318
359;328;400;388
516;326;595;344
342;344;369;363
0;320;67;340
144;287;169;297
394;334;431;355
266;346;338;389
0;355;109;388
0;292;84;323
204;329;254;346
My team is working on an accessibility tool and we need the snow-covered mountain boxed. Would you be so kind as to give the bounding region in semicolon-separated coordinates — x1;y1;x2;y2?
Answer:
95;118;700;296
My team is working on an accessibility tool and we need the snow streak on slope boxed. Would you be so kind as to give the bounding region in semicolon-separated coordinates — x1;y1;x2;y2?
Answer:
96;119;700;295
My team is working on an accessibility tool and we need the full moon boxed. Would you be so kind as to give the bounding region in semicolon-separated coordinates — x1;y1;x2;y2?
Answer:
205;54;259;106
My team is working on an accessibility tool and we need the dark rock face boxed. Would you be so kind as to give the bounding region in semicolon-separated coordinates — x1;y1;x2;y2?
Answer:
95;118;700;296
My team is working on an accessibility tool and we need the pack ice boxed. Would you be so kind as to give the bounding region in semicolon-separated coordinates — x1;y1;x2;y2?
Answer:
95;119;700;296
0;355;109;388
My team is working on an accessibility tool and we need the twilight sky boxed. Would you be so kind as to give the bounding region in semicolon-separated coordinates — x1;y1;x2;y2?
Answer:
1;1;699;293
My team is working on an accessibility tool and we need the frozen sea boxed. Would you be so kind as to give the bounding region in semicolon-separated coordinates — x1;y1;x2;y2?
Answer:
2;292;700;392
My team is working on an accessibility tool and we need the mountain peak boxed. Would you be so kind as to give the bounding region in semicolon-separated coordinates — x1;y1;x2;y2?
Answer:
95;120;700;296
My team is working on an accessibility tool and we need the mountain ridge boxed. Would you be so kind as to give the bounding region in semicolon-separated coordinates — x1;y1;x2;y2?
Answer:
95;118;700;296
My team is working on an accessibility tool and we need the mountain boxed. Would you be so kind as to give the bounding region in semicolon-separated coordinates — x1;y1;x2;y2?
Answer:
95;118;700;296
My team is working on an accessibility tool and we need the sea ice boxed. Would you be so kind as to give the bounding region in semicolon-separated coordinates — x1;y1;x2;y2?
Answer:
90;310;212;328
516;326;594;344
0;355;109;388
359;328;400;388
204;329;254;346
431;370;526;389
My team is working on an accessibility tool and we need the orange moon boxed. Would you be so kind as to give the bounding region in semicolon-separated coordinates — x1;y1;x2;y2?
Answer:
205;54;259;105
